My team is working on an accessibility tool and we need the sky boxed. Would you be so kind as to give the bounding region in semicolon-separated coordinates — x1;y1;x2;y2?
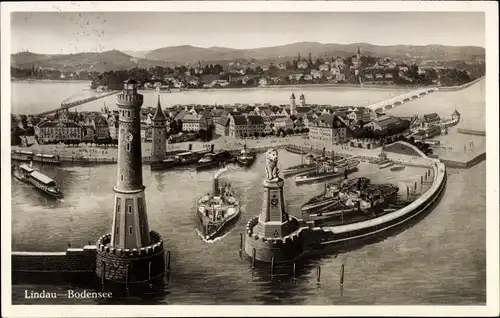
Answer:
11;12;485;54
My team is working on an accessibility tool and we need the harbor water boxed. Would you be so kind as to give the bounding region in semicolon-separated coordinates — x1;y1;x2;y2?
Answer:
10;80;486;304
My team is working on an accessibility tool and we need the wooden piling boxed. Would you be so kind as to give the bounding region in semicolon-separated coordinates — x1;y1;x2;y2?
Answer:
166;251;171;271
316;265;321;284
252;248;256;269
239;233;243;253
340;264;345;285
271;257;275;277
148;261;152;282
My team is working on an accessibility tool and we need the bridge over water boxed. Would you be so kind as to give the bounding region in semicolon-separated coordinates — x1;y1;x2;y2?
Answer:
35;91;119;117
366;87;439;113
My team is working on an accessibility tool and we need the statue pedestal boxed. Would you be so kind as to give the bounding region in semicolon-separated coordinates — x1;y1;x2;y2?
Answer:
244;177;302;263
253;178;297;238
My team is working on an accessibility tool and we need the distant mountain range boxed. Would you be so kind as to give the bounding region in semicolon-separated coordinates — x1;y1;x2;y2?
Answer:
12;42;485;73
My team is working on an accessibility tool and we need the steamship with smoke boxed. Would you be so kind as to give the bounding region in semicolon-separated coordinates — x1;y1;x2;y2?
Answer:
196;169;241;241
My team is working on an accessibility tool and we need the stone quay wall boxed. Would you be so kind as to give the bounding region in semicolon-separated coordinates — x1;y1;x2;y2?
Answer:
12;245;97;273
95;231;165;284
244;217;304;264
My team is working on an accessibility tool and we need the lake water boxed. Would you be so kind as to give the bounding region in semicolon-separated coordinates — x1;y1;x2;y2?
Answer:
10;80;486;305
12;81;410;114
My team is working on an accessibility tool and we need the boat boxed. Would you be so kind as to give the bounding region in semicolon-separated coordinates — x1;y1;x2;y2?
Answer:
12;150;34;162
378;160;394;169
33;153;61;165
151;149;210;171
196;151;234;171
301;177;399;222
196;176;241;241
282;153;318;177
236;145;255;167
12;163;63;199
301;177;370;214
390;165;405;172
295;160;360;185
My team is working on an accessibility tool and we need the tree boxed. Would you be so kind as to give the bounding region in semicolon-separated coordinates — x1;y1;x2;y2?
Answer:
253;131;260;138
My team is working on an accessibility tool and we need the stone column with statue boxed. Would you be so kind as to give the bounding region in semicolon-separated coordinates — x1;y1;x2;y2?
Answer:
244;148;302;263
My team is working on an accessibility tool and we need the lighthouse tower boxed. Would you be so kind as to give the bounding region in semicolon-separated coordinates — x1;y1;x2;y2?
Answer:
289;93;296;115
96;79;165;285
299;94;306;107
152;94;167;163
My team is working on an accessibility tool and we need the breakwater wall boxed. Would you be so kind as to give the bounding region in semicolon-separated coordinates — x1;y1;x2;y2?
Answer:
457;128;486;136
440;152;486;168
12;245;97;273
437;76;484;92
244;141;447;264
317;159;446;251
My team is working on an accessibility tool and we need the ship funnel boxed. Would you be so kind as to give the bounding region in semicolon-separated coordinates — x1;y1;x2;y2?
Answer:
211;144;215;153
322;147;326;157
213;177;220;196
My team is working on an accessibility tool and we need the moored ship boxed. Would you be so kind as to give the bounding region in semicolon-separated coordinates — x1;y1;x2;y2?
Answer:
12;163;63;199
282;153;318;177
151;149;210;171
301;176;399;222
196;151;234;171
196;175;241;241
235;145;255;167
295;159;360;185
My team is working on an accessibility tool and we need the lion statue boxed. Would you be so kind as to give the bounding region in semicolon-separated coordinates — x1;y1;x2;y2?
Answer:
265;148;279;181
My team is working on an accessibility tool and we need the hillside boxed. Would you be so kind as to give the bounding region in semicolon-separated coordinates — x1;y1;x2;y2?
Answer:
11;42;485;73
11;50;171;73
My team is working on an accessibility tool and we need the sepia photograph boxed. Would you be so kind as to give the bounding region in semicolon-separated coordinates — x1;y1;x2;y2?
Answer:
1;1;498;317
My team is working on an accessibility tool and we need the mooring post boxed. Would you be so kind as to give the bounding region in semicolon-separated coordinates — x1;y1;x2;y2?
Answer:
239;233;243;253
270;257;275;278
166;251;171;272
252;248;256;269
125;264;130;291
148;261;152;282
316;265;321;285
340;264;345;285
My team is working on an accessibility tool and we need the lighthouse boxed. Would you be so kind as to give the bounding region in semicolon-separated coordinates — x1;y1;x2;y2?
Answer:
152;94;167;163
289;93;296;115
96;79;165;285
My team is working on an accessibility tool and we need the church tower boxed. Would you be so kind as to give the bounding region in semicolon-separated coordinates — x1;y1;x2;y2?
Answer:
289;93;296;115
96;79;165;286
152;94;167;163
299;94;306;107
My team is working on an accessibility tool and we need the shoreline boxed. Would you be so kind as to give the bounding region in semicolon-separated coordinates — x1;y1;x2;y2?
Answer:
10;78;483;91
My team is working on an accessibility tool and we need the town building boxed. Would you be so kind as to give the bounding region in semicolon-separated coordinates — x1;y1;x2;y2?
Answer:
308;114;349;144
228;115;265;138
422;113;441;126
182;113;209;132
365;116;404;131
273;117;294;132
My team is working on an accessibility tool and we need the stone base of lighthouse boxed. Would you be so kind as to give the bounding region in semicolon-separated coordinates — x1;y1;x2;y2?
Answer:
95;231;165;284
244;178;302;263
